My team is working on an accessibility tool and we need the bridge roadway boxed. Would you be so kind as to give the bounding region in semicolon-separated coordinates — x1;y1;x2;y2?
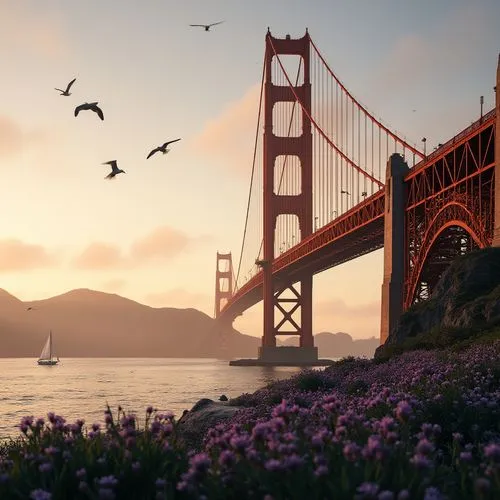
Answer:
221;190;386;320
220;108;496;321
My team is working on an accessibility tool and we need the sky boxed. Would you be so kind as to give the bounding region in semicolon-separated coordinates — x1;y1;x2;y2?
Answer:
0;0;499;341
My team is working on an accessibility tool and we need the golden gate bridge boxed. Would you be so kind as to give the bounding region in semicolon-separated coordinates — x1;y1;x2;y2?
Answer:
214;30;499;365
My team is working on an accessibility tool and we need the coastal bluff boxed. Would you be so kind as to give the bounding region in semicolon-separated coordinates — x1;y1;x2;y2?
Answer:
376;247;500;358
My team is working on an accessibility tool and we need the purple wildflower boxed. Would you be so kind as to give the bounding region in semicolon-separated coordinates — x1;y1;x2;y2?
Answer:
76;468;86;479
97;475;118;488
264;458;282;472
378;491;394;500
357;481;379;498
155;478;167;489
38;462;52;473
423;487;443;500
395;401;412;422
484;443;500;462
30;490;52;500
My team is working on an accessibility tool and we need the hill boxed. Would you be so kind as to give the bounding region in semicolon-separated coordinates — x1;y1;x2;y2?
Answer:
280;331;378;358
0;288;259;358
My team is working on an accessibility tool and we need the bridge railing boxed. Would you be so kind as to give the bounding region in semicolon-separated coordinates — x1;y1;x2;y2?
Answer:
409;108;495;176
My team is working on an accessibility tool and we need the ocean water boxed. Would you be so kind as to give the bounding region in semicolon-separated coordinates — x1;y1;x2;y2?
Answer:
0;358;305;440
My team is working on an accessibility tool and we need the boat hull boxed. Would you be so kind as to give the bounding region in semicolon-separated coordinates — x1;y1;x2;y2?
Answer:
38;359;59;366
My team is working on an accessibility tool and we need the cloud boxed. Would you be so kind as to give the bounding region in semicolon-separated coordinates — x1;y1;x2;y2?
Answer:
101;279;127;293
0;1;68;58
0;116;23;158
72;226;210;270
131;226;208;262
145;288;211;311
191;84;261;173
73;243;128;270
0;115;48;159
0;239;56;272
371;4;495;97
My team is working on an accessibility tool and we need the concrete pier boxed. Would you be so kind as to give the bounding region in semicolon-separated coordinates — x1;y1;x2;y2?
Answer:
229;346;334;366
380;154;410;345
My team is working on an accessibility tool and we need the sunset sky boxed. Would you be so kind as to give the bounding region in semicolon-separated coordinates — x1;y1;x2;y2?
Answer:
0;0;499;340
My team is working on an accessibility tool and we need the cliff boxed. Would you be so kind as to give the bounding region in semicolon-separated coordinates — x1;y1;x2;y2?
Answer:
375;248;500;358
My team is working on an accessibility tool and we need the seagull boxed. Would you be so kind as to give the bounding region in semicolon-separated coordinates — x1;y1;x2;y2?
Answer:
189;21;224;31
102;160;125;180
146;138;181;159
75;102;104;120
26;307;36;311
341;190;350;195
361;191;367;197
55;78;76;96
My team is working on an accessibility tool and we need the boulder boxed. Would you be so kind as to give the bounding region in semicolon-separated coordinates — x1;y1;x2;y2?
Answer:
176;398;241;450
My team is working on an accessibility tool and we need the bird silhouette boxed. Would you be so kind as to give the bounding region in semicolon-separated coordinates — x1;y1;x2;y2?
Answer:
341;190;351;195
55;78;76;96
75;102;104;121
103;160;125;180
146;138;181;159
189;21;224;31
26;307;36;311
361;191;367;197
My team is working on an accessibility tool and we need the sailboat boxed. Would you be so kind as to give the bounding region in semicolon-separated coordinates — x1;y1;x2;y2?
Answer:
38;330;59;366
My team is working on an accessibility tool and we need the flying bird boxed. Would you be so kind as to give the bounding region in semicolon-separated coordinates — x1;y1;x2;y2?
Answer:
55;78;76;96
103;160;125;180
341;190;350;195
26;307;36;311
146;138;181;159
189;21;224;31
75;102;104;120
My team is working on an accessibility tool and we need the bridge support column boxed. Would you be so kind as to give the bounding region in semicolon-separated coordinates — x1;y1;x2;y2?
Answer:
492;54;500;246
380;154;409;344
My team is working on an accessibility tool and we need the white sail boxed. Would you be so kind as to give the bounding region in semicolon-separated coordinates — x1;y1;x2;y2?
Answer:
39;334;51;360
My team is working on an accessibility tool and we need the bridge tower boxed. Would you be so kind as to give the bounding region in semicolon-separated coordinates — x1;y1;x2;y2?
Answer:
214;252;234;319
260;31;317;363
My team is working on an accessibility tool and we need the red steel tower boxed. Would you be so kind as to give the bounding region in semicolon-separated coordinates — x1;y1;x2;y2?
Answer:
214;252;234;318
260;31;315;361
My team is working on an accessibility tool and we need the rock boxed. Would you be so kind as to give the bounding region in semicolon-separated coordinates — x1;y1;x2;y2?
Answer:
176;398;241;451
219;394;228;401
376;248;500;358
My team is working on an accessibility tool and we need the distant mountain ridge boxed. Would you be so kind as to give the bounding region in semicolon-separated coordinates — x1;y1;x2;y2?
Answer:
0;288;378;359
279;331;378;358
0;288;258;358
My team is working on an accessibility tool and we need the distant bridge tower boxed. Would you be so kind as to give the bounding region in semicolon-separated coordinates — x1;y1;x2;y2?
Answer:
260;30;317;363
214;252;234;319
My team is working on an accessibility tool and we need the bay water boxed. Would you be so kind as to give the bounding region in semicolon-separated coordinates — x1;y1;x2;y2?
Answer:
0;358;304;440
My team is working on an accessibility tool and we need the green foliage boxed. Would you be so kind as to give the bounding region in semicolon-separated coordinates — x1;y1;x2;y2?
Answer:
377;324;500;362
346;379;369;396
0;408;189;500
